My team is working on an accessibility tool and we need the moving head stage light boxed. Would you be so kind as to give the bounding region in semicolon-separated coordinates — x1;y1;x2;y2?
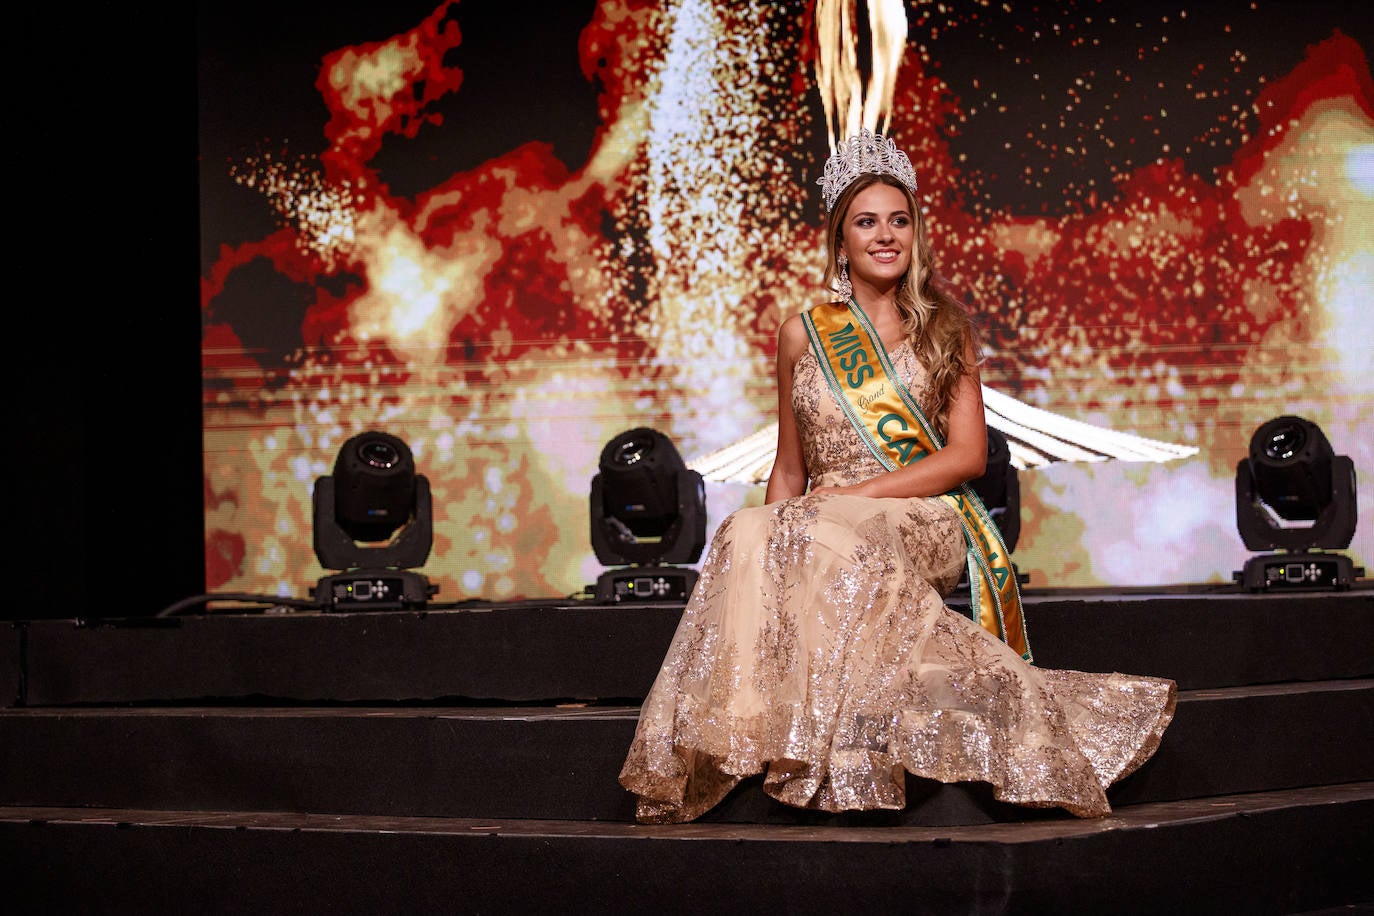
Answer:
958;426;1028;587
967;426;1021;554
312;431;438;611
591;427;706;603
1234;415;1360;592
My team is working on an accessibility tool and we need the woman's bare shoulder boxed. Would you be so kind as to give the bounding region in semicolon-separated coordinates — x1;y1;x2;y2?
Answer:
777;311;812;366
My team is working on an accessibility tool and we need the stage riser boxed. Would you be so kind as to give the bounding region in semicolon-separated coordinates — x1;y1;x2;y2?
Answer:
5;595;1372;911
7;594;1372;707
3;684;1370;824
3;796;1371;916
7;604;683;708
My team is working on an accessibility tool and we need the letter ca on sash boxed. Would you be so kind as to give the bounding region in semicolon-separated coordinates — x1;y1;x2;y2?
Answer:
878;413;928;465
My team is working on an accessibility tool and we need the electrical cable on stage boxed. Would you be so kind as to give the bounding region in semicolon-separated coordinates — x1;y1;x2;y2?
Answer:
156;593;325;617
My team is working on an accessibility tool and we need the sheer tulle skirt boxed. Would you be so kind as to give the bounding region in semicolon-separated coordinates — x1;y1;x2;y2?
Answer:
618;493;1176;824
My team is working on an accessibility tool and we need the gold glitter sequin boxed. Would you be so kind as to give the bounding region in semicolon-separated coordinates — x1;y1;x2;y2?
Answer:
618;341;1177;824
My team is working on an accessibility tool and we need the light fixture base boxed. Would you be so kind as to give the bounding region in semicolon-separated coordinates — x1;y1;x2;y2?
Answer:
594;567;698;603
313;569;438;611
1234;552;1362;593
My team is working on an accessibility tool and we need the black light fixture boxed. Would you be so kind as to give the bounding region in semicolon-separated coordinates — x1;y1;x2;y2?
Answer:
967;426;1021;554
590;427;706;602
959;426;1026;586
1234;415;1360;591
311;430;438;611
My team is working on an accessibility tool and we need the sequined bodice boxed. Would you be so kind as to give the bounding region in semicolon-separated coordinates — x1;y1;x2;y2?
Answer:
792;340;935;489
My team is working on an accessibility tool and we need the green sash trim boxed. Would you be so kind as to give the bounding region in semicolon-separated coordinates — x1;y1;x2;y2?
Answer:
801;300;1032;662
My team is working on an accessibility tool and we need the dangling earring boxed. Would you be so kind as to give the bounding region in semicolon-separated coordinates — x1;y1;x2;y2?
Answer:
836;252;853;301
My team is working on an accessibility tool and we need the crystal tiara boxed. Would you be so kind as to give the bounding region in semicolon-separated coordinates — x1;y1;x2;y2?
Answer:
817;128;919;213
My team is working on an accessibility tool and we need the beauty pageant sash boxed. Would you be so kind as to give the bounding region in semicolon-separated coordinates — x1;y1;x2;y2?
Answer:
801;301;1031;661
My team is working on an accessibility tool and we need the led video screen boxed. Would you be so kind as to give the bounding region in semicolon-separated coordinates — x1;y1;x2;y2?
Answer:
199;0;1372;603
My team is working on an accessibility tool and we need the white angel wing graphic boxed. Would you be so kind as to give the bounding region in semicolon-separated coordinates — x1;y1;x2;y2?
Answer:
688;386;1199;484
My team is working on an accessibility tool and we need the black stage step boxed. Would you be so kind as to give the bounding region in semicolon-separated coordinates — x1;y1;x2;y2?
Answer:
3;681;1371;824
5;591;1372;707
3;783;1371;915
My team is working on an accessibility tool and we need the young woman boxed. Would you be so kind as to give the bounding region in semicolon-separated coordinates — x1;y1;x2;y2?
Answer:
619;130;1176;824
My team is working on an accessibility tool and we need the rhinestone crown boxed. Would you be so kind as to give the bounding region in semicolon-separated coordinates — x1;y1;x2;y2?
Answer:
817;128;918;213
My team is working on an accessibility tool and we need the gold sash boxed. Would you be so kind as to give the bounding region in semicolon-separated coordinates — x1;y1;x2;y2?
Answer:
802;301;1032;661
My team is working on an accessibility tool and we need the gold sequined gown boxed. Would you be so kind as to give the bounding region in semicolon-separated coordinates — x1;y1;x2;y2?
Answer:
618;341;1177;824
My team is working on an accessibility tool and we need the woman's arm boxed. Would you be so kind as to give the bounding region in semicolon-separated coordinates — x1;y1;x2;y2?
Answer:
812;334;988;500
765;314;811;503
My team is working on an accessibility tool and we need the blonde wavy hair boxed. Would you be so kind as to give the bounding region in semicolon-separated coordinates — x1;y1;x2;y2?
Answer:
821;173;983;438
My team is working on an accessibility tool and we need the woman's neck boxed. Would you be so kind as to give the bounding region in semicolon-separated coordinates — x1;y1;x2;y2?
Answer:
850;282;900;321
